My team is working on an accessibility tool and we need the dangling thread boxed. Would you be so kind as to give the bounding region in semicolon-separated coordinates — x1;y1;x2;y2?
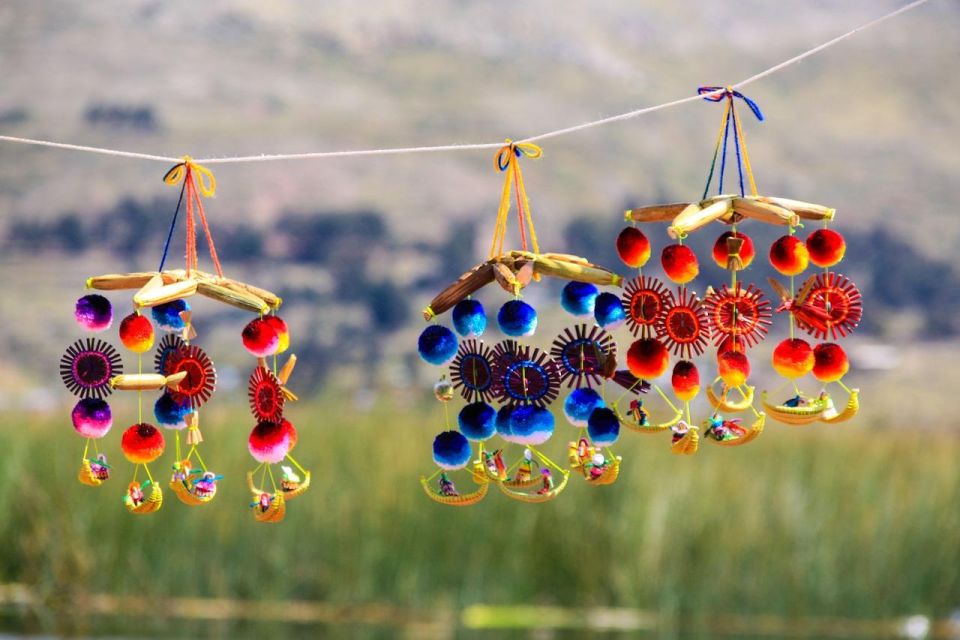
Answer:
699;87;764;198
489;141;542;259
163;156;223;277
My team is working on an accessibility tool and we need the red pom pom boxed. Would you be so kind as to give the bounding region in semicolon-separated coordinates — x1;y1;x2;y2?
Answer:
119;313;155;353
712;231;755;269
671;360;700;401
806;229;846;268
661;244;699;284
242;318;280;357
769;235;809;276
772;338;814;379
616;227;651;268
121;423;165;464
626;338;670;379
718;351;750;387
248;419;297;464
262;316;290;354
812;343;849;382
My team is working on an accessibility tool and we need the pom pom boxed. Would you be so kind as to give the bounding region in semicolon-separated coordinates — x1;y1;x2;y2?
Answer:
806;229;846;268
718;351;751;387
418;325;458;365
248;419;297;464
75;294;113;332
772;338;815;379
263;316;290;353
509;406;555;445
452;299;487;337
712;231;755;270
121;423;165;464
593;292;626;329
627;338;670;379
497;300;537;337
671;360;700;401
71;398;112;439
563;388;605;427
616;227;651;268
154;392;193;430
152;299;190;332
769;235;809;276
458;402;496;441
119;313;155;353
587;407;620;446
432;430;471;470
661;244;699;284
812;343;849;382
496;405;516;442
561;282;598;317
242;318;280;358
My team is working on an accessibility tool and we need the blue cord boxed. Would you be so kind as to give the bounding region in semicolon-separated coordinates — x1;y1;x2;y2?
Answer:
158;180;186;272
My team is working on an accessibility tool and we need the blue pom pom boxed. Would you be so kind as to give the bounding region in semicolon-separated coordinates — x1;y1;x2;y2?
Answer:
152;299;191;332
458;402;496;441
587;407;620;446
594;292;626;329
510;406;555;445
561;281;598;317
418;325;458;365
452;299;487;337
154;392;193;430
432;430;472;470
498;300;537;337
496;405;516;442
563;388;605;427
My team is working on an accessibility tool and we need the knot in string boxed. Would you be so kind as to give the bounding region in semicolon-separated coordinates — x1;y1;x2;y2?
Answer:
698;86;765;122
163;156;217;197
494;140;542;172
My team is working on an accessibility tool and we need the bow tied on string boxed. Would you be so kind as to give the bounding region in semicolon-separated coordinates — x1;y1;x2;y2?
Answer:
698;87;763;199
490;140;543;260
160;156;224;277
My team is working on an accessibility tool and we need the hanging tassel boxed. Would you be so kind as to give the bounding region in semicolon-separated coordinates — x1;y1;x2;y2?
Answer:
726;236;745;271
185;412;203;446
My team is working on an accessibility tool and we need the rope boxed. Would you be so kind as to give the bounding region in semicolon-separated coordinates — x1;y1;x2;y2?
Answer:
0;0;929;165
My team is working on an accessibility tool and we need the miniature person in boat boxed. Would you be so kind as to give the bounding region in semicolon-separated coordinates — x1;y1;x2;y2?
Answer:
704;413;746;441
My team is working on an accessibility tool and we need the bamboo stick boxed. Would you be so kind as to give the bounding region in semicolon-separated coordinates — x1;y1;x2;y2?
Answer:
668;198;732;239
423;262;495;320
133;279;199;308
111;371;187;392
214;278;283;309
492;263;522;295
754;196;835;221
532;255;622;287
86;272;167;291
732;198;800;227
196;281;270;314
624;203;688;223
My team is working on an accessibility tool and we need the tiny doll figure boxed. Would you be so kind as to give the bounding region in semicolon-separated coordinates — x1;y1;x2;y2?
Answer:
438;472;458;496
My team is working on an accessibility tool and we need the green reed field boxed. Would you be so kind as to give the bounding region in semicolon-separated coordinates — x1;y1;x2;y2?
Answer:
0;396;958;638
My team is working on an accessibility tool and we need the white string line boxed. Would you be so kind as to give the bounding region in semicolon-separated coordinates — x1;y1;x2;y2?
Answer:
0;0;931;166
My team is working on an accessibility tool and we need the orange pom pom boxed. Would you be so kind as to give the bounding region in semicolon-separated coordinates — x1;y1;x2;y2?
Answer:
718;351;750;387
772;338;814;379
812;342;849;382
627;338;670;379
616;227;651;268
661;244;699;284
769;235;809;276
671;360;700;401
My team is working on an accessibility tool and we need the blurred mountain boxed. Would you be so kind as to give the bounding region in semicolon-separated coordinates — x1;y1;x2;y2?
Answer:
0;0;957;390
1;1;957;248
